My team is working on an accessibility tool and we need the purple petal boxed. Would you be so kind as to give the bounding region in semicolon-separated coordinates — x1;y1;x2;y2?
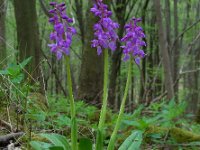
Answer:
49;2;57;6
123;54;130;61
108;41;116;51
67;27;77;35
97;46;102;55
49;9;56;14
48;44;57;52
61;14;69;20
62;47;70;55
49;18;55;23
91;40;99;48
135;57;140;65
58;2;65;7
56;51;62;60
50;32;56;40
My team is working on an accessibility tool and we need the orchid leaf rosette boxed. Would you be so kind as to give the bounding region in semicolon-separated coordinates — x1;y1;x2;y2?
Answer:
107;18;146;150
48;2;78;150
48;2;76;60
90;0;119;150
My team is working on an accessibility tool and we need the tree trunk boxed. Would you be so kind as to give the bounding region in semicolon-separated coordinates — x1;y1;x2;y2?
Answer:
154;0;174;100
0;0;6;68
108;0;127;109
146;12;156;105
182;0;191;98
186;53;199;115
75;0;84;45
78;1;103;106
14;0;42;89
0;0;6;100
139;0;149;104
195;0;200;123
173;0;179;96
108;29;123;108
165;0;171;49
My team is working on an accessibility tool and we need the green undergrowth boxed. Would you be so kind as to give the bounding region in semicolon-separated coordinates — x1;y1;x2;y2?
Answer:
17;96;200;149
1;89;200;149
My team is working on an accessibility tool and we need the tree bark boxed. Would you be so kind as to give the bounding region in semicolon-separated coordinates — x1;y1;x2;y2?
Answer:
108;0;129;109
14;0;42;88
154;0;174;100
139;0;149;104
186;52;199;115
75;0;84;45
146;12;157;105
0;0;7;100
173;0;179;95
165;0;171;49
78;1;103;106
195;0;200;123
0;0;6;68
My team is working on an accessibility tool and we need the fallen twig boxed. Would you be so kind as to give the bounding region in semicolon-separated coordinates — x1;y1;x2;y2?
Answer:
0;132;24;147
0;120;12;132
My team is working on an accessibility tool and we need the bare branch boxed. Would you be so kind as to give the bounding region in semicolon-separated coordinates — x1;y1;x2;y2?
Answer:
171;18;200;51
180;68;200;75
152;31;200;102
0;132;24;147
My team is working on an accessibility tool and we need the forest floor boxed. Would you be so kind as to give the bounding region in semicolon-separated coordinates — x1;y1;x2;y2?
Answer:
1;94;200;149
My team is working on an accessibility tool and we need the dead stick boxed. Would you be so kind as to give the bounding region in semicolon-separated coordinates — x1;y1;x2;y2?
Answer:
0;132;24;146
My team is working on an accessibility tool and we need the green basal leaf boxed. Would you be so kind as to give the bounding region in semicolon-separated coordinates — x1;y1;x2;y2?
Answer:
49;146;65;150
11;73;24;84
40;133;71;150
30;141;52;150
78;138;93;150
7;64;21;76
19;56;32;68
119;130;143;150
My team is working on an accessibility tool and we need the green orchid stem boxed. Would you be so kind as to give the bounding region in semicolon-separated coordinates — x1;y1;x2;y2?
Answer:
65;56;77;150
107;58;132;150
96;49;109;150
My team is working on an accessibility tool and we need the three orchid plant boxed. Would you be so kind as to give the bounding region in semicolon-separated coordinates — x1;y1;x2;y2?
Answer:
47;0;146;150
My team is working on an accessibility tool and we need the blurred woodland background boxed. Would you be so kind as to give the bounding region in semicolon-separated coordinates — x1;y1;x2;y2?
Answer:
0;0;200;149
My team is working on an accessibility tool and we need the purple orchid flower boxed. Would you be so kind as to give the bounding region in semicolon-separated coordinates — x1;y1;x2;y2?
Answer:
48;2;76;60
91;0;119;55
121;17;146;65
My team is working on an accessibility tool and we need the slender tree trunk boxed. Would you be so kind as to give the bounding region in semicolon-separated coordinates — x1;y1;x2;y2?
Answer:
78;1;103;106
195;0;200;122
139;0;149;104
154;42;163;97
75;0;84;45
173;0;179;96
0;0;6;100
165;0;171;49
146;13;156;105
182;0;191;97
14;0;42;87
154;0;174;100
0;0;6;68
108;28;123;108
108;0;127;108
186;52;199;115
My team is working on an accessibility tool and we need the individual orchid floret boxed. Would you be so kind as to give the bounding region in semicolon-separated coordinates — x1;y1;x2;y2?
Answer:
48;2;76;60
91;0;119;55
121;17;146;65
